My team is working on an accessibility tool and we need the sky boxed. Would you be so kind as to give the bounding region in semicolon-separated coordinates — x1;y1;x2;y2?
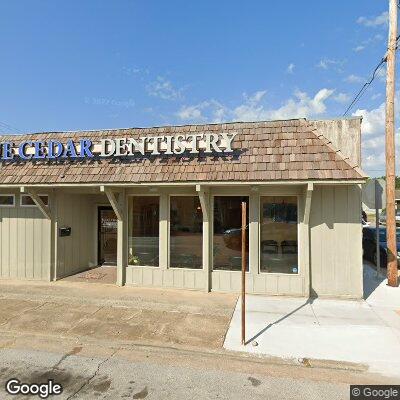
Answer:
0;1;398;177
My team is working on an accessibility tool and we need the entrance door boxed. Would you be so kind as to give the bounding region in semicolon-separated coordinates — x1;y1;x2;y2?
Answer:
98;206;118;265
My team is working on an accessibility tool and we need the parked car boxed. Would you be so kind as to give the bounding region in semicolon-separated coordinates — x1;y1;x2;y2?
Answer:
361;210;370;226
379;209;400;226
362;226;400;267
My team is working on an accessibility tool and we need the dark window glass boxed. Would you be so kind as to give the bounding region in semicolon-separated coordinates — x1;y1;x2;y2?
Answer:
170;196;203;269
21;195;48;206
260;196;298;274
128;196;159;267
0;195;14;206
213;196;249;271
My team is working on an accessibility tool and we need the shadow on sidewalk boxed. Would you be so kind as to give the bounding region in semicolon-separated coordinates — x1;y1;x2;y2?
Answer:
245;297;315;345
363;262;386;300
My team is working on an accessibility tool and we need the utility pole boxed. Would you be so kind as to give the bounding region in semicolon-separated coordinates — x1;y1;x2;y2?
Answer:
385;0;398;287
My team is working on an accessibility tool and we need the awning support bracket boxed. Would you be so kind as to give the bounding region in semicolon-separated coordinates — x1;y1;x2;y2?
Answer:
100;186;124;220
20;186;52;220
304;182;314;225
196;184;210;221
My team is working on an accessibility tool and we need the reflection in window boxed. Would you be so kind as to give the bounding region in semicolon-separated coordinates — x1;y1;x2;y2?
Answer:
170;196;203;269
260;196;298;274
213;196;249;271
20;194;49;206
128;196;159;266
0;195;14;206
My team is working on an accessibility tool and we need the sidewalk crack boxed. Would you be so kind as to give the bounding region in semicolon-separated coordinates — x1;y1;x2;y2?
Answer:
310;303;320;326
66;349;118;400
64;306;105;334
0;302;47;327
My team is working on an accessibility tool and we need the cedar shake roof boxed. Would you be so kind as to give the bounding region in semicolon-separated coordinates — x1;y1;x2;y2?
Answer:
0;119;367;185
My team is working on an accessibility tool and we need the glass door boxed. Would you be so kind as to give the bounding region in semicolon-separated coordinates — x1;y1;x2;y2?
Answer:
98;206;118;265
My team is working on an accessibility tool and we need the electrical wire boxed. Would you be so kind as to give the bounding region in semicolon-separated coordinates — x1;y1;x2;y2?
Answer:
0;121;24;134
343;35;400;116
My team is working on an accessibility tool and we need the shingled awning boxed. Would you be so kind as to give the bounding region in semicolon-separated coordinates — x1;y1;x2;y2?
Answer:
0;119;367;185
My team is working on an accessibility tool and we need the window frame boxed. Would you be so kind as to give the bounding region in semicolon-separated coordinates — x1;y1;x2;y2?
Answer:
258;194;300;275
0;194;15;208
20;194;49;208
168;194;204;270
127;194;161;268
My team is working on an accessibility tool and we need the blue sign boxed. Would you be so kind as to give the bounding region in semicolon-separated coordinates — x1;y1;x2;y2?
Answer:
1;139;94;161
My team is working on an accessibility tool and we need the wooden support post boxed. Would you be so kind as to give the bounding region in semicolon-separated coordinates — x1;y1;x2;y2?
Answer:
385;0;398;287
50;189;58;281
241;201;246;345
303;183;313;297
249;189;259;277
101;186;127;286
196;185;211;292
159;193;169;270
116;189;127;286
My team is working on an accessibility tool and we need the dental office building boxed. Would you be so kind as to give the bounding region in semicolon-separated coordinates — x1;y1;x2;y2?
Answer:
0;117;366;298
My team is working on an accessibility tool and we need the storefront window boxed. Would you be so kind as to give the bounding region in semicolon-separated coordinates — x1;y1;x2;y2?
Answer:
213;196;249;271
128;196;159;267
170;196;203;269
260;196;298;274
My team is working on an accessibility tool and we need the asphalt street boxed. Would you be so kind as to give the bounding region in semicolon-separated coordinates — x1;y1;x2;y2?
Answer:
0;279;396;399
0;346;353;400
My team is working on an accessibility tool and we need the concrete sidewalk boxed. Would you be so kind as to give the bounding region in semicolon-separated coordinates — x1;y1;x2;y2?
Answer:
0;280;237;350
224;264;400;379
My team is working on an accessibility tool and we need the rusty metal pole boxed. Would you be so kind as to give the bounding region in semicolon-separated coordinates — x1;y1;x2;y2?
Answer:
385;0;398;287
241;201;246;345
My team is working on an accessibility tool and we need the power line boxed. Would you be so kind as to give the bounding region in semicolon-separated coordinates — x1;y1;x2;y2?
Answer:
343;57;387;116
0;120;24;134
343;35;400;116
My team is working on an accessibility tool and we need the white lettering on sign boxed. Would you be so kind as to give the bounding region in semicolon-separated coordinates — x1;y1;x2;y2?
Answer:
98;132;238;157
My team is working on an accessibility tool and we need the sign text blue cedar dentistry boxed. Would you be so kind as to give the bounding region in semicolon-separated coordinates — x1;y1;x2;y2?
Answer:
0;132;237;160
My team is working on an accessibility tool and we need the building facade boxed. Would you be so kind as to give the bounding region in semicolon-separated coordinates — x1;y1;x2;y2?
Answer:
0;118;366;298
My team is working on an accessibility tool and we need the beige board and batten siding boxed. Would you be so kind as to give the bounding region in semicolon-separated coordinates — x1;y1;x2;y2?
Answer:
310;184;363;299
0;190;51;280
55;192;102;279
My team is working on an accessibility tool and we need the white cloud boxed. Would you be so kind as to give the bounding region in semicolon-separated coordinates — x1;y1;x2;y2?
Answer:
286;63;295;74
333;92;350;104
371;93;382;100
177;100;227;123
177;88;335;123
262;89;334;120
146;76;184;100
357;11;388;27
353;103;385;136
362;135;385;150
121;66;150;77
376;66;386;82
344;74;364;83
316;58;345;72
353;33;385;53
353;45;365;52
353;96;400;175
177;104;205;121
